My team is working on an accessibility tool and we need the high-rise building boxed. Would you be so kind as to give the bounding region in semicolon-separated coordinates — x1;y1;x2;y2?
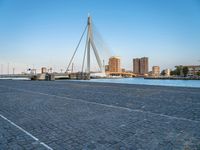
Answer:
140;57;148;75
133;58;140;74
133;57;149;75
109;56;121;72
152;66;160;76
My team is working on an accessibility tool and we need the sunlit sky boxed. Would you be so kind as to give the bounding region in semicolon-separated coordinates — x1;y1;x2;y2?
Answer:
0;0;200;73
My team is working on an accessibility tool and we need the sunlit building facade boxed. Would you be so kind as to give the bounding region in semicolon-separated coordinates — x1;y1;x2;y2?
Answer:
133;58;140;74
152;66;160;76
109;56;121;72
133;57;149;75
164;69;171;76
140;57;148;75
185;65;200;75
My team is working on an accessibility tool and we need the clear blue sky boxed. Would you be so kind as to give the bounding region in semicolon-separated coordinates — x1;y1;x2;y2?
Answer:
0;0;200;73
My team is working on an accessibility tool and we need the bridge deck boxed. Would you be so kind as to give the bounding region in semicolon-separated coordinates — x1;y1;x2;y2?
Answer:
0;80;200;149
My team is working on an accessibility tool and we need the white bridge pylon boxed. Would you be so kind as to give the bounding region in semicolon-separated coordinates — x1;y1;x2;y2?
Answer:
66;16;103;74
86;16;103;73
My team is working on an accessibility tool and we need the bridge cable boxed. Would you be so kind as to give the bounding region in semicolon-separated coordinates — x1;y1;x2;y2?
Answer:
66;24;88;73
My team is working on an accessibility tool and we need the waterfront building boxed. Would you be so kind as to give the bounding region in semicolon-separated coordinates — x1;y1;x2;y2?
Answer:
164;69;170;76
133;57;149;75
140;57;149;75
174;65;200;76
152;66;160;76
133;58;140;74
41;67;47;74
108;56;121;72
148;71;152;76
184;65;200;75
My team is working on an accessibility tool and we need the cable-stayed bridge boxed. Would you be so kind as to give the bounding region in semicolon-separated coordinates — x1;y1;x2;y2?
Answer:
0;16;112;80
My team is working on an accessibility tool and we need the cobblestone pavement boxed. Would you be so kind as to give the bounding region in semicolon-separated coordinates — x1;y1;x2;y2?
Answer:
0;80;200;150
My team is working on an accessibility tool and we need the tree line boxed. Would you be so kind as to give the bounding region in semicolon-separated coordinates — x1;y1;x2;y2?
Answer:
161;66;200;77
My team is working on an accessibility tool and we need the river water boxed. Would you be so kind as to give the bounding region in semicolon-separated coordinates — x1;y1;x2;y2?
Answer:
1;77;200;88
87;78;200;88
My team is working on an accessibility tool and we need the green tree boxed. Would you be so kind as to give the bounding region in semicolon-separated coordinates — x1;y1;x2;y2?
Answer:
196;71;200;76
161;70;166;76
175;66;182;76
170;70;175;76
182;66;189;77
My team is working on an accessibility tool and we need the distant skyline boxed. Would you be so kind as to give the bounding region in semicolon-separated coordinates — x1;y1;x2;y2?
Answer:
0;0;200;74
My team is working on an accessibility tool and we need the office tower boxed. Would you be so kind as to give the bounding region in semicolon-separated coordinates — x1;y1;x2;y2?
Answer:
140;57;149;75
133;58;140;74
133;57;149;75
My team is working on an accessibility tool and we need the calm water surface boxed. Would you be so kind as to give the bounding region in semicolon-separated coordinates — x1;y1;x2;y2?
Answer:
87;78;200;88
2;77;199;88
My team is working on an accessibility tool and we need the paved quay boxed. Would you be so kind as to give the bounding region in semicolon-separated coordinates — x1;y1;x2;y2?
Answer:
0;80;200;150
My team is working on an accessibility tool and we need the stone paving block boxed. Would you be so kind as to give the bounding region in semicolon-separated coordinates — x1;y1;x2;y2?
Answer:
0;80;200;149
